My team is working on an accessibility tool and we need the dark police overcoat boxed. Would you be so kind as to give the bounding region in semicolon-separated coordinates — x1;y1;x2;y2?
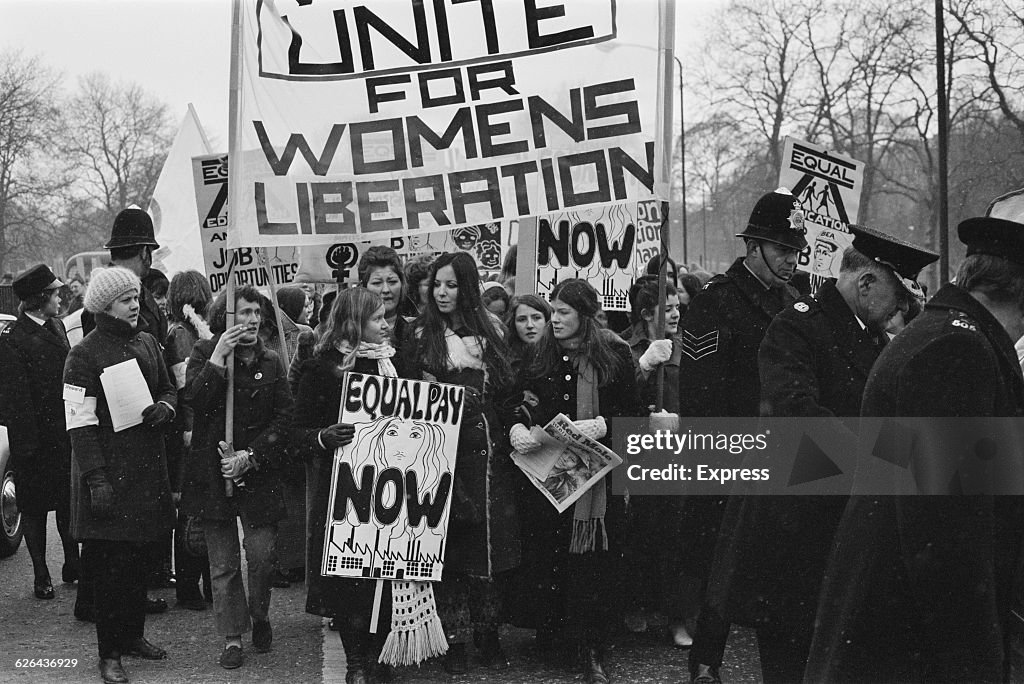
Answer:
806;283;1024;683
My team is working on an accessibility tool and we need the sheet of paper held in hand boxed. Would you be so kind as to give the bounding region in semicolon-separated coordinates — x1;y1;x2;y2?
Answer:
100;359;153;432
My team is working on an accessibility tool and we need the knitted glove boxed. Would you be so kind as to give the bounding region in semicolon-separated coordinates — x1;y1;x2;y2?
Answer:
573;416;607;441
638;339;673;373
510;423;542;454
220;451;253;479
650;409;679;432
84;469;114;519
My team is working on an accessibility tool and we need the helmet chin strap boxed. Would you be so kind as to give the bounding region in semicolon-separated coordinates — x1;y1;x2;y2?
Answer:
757;241;792;283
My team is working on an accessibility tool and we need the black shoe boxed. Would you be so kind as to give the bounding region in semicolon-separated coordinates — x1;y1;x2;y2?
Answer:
75;603;95;623
691;663;722;684
99;657;129;684
476;630;510;670
34;578;55;600
62;562;80;584
219;644;243;669
585;646;609;684
345;670;369;684
269;569;290;589
176;597;208;611
328;618;340;631
123;637;167;660
443;643;468;674
372;662;394;683
252;619;273;652
145;598;168;614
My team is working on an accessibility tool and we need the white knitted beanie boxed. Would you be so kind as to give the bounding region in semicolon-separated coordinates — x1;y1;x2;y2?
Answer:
84;266;141;314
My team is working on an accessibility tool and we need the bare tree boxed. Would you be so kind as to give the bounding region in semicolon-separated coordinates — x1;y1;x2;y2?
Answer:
60;72;172;239
0;50;63;275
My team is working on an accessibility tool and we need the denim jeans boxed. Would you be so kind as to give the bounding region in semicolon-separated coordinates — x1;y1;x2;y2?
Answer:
203;512;278;637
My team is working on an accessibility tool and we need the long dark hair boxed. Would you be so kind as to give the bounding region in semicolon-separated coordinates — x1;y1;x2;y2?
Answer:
314;287;385;369
413;252;512;383
527;279;623;386
168;270;213;328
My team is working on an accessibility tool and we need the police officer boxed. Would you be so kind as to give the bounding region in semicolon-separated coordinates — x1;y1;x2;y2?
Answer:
806;216;1024;682
727;226;937;683
0;265;79;599
680;188;806;684
82;208;167;342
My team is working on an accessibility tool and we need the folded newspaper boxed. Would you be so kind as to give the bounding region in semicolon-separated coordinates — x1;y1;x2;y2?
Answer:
511;414;623;513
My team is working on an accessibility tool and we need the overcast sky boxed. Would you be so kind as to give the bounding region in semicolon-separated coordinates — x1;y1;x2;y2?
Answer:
0;0;718;147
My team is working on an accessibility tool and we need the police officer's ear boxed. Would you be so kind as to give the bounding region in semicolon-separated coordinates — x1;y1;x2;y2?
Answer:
856;270;878;296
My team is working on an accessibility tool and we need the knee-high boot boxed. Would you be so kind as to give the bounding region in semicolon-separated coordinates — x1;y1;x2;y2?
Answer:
339;627;369;684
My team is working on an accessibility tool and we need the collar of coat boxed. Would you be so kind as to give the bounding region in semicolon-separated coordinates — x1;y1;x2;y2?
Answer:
926;283;1021;379
728;258;798;316
94;311;149;338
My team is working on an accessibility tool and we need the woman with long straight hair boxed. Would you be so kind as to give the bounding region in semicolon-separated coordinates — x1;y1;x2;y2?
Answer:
398;251;521;674
292;288;396;684
511;278;642;684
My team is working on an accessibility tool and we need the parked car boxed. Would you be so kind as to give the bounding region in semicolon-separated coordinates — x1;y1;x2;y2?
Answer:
0;312;24;557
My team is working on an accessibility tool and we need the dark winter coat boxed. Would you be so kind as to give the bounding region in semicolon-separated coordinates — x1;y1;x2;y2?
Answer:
806;283;1024;683
180;337;292;526
63;313;176;542
0;313;72;515
292;353;392;625
707;280;882;642
399;324;521;579
678;257;799;418
623;323;681;415
513;332;642;641
676;257;798;581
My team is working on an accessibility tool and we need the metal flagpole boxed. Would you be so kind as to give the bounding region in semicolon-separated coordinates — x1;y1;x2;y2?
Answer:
655;0;678;411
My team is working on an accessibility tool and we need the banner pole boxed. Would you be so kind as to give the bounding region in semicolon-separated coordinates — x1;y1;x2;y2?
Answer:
369;579;384;634
224;250;238;497
223;0;244;497
654;0;677;412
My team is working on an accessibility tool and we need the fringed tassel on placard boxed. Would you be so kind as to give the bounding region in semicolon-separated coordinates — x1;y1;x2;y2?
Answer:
379;581;448;667
569;518;608;554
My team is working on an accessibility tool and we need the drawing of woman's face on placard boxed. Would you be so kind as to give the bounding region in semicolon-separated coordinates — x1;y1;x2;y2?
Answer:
347;415;449;538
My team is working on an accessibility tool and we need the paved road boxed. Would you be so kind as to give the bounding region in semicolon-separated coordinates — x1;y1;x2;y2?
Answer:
0;516;763;683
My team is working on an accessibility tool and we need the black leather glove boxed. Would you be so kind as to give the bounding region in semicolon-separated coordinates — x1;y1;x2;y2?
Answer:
142;402;173;427
84;469;114;519
319;423;355;450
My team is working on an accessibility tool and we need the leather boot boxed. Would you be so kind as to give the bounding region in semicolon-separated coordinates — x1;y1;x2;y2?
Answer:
690;663;722;684
99;657;129;683
476;629;510;670
339;628;369;684
584;645;609;684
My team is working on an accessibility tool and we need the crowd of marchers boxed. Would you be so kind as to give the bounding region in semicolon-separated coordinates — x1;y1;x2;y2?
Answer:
2;190;1023;684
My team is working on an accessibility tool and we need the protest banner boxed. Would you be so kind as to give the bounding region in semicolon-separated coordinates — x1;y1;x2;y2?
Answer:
191;153;303;293
323;373;464;582
150;105;214;276
228;0;672;248
512;413;622;513
779;137;864;281
519;199;662;311
294;220;511;284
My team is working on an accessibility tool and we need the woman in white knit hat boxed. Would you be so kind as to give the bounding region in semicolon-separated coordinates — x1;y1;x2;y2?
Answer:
63;266;178;684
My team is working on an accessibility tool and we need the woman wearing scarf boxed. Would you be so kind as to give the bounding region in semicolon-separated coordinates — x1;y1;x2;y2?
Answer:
358;245;409;354
398;252;521;674
293;288;407;684
511;278;642;684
